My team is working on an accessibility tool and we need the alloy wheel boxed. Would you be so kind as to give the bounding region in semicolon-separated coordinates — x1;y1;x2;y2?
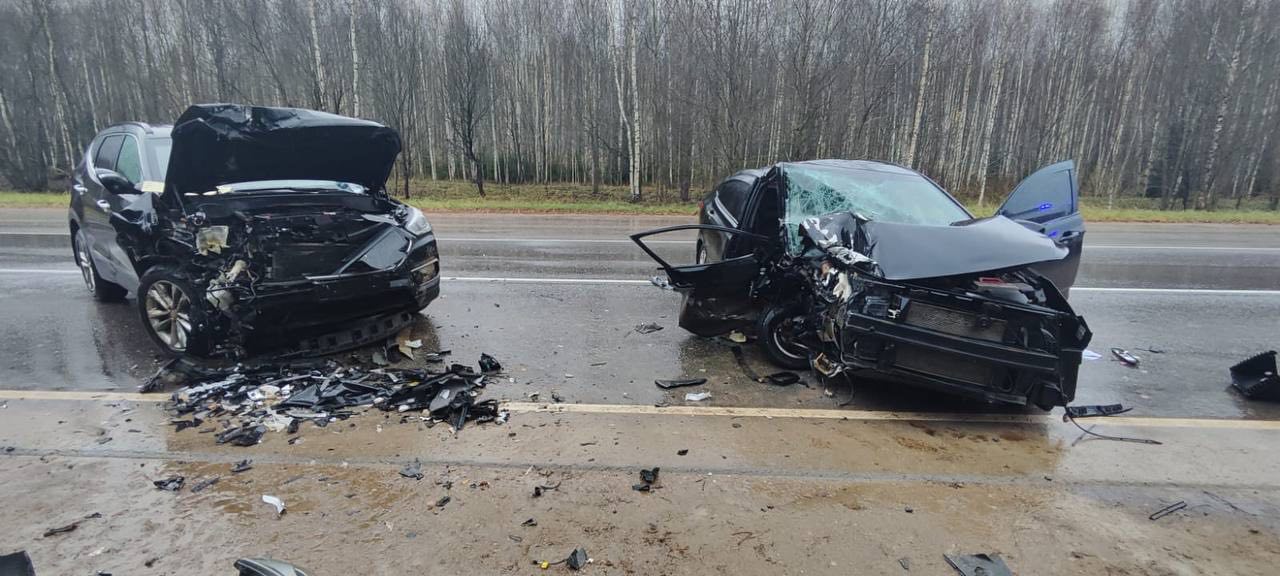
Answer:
145;280;192;352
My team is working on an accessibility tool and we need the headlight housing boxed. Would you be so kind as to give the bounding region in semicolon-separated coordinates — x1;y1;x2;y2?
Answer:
403;206;432;236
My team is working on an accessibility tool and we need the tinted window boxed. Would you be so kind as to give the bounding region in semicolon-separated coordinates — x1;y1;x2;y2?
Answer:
115;135;143;183
94;135;124;172
716;178;752;219
1001;170;1074;222
781;164;971;253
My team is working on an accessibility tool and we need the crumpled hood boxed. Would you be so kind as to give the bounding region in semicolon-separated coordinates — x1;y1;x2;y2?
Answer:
164;104;401;200
800;212;1067;280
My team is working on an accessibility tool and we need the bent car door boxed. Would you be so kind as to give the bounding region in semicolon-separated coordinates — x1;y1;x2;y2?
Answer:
631;224;765;336
996;160;1085;294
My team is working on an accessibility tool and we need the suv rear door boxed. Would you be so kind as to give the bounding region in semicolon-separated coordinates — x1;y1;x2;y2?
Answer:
997;160;1085;294
632;224;764;336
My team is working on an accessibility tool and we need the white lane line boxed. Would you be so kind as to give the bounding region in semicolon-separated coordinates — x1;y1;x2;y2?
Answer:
4;268;1280;295
1089;244;1280;252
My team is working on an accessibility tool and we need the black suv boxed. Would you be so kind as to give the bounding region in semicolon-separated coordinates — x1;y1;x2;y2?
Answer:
69;104;441;357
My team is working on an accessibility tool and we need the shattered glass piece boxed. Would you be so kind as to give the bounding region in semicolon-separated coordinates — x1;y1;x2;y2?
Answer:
399;459;424;480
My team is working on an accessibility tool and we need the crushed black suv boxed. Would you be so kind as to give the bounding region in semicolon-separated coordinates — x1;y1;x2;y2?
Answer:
632;160;1090;409
68;104;440;357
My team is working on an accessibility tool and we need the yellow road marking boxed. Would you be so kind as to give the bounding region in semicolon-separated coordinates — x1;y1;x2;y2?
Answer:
3;390;1278;431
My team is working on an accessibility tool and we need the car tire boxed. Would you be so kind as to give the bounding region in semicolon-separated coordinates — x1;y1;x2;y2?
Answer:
74;228;127;302
137;266;212;356
757;305;811;370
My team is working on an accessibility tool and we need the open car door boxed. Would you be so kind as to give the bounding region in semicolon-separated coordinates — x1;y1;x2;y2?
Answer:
997;160;1085;295
631;224;766;336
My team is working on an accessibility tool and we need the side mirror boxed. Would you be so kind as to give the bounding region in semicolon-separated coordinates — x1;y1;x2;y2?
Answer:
96;168;135;194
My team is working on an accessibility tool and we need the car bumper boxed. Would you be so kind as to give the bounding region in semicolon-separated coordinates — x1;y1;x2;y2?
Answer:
835;288;1090;409
238;233;441;351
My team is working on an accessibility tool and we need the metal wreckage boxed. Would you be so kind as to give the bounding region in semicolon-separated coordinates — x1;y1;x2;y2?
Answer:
633;160;1092;409
75;104;440;358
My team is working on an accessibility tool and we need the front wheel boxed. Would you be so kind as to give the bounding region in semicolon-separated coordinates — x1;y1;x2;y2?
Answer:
757;305;811;370
137;267;212;356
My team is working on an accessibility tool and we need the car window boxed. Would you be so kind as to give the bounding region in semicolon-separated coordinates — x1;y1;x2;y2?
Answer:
781;164;971;253
717;178;751;219
147;137;172;181
94;135;124;172
1000;169;1074;221
115;135;143;183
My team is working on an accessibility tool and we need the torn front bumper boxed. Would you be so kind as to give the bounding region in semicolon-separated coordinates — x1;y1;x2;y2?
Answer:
236;233;440;351
833;283;1091;408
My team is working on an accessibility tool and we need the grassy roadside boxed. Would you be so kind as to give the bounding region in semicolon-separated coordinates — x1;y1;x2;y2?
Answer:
4;184;1279;223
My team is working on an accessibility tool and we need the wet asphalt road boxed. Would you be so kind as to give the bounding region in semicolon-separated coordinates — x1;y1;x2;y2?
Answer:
1;209;1279;420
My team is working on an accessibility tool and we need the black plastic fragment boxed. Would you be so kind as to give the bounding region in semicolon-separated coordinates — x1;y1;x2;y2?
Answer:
191;476;221;493
41;512;101;538
1230;351;1280;400
0;551;36;576
479;353;502;373
640;467;660;484
1149;500;1187;521
217;424;266;447
153;476;185;491
231;459;253;474
522;518;538;527
400;459;424;480
655;378;707;389
944;553;1013;576
172;419;201;432
435;495;451;508
731;346;801;386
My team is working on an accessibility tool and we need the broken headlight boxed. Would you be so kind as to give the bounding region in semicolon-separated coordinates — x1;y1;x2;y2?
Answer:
403;206;432;236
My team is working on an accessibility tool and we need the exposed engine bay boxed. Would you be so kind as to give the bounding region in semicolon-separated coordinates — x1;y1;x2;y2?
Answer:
118;192;439;357
758;213;1091;409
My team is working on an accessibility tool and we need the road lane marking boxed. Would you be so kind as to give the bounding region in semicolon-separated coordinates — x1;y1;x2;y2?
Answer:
1089;245;1280;252
2;389;1278;430
4;268;1280;295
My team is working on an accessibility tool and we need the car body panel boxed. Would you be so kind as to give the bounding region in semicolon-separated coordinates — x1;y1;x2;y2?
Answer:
996;160;1085;294
632;224;766;336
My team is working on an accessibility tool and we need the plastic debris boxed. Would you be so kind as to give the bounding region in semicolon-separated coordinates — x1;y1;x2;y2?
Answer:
1149;500;1188;521
217;424;266;447
400;459;424;480
944;553;1013;576
634;322;664;334
655;378;706;389
234;557;309;576
190;476;221;493
567;548;590;570
153;476;185;491
479;353;503;373
727;330;748;343
0;551;35;576
684;392;712;402
677;449;688;456
42;512;102;537
1230;350;1280;400
634;467;660;492
231;459;253;473
533;481;562;498
261;494;286;517
434;495;451;508
522;518;538;527
1064;404;1131;418
1111;347;1140;367
1082;349;1102;361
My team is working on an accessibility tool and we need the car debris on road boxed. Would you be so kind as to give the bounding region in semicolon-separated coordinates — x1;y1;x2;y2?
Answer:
1230;350;1280;400
158;354;509;446
41;512;102;538
944;553;1014;576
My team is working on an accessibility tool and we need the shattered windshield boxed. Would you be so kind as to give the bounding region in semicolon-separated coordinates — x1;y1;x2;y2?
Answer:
782;164;971;252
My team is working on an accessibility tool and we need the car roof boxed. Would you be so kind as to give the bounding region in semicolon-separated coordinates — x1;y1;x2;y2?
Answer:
778;159;919;176
99;122;173;138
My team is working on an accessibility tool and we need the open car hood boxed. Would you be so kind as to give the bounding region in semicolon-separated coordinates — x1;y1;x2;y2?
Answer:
164;104;401;201
800;213;1067;280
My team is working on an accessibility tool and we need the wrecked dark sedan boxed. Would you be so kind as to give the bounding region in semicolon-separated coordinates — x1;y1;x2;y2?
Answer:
632;160;1090;409
68;104;440;357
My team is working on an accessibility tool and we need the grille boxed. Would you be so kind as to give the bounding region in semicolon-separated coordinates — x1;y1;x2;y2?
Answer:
905;301;1005;342
270;243;355;280
895;344;992;385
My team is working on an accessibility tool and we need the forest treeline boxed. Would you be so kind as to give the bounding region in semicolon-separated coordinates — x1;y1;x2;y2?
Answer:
1;0;1278;210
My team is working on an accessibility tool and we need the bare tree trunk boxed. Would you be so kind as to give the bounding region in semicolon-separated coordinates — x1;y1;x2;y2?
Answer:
307;0;328;110
349;0;360;116
904;1;935;169
1197;5;1250;211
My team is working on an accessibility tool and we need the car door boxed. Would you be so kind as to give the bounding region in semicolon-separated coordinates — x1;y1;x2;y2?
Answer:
632;224;765;336
996;160;1085;294
103;134;146;288
700;177;753;262
83;134;125;280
